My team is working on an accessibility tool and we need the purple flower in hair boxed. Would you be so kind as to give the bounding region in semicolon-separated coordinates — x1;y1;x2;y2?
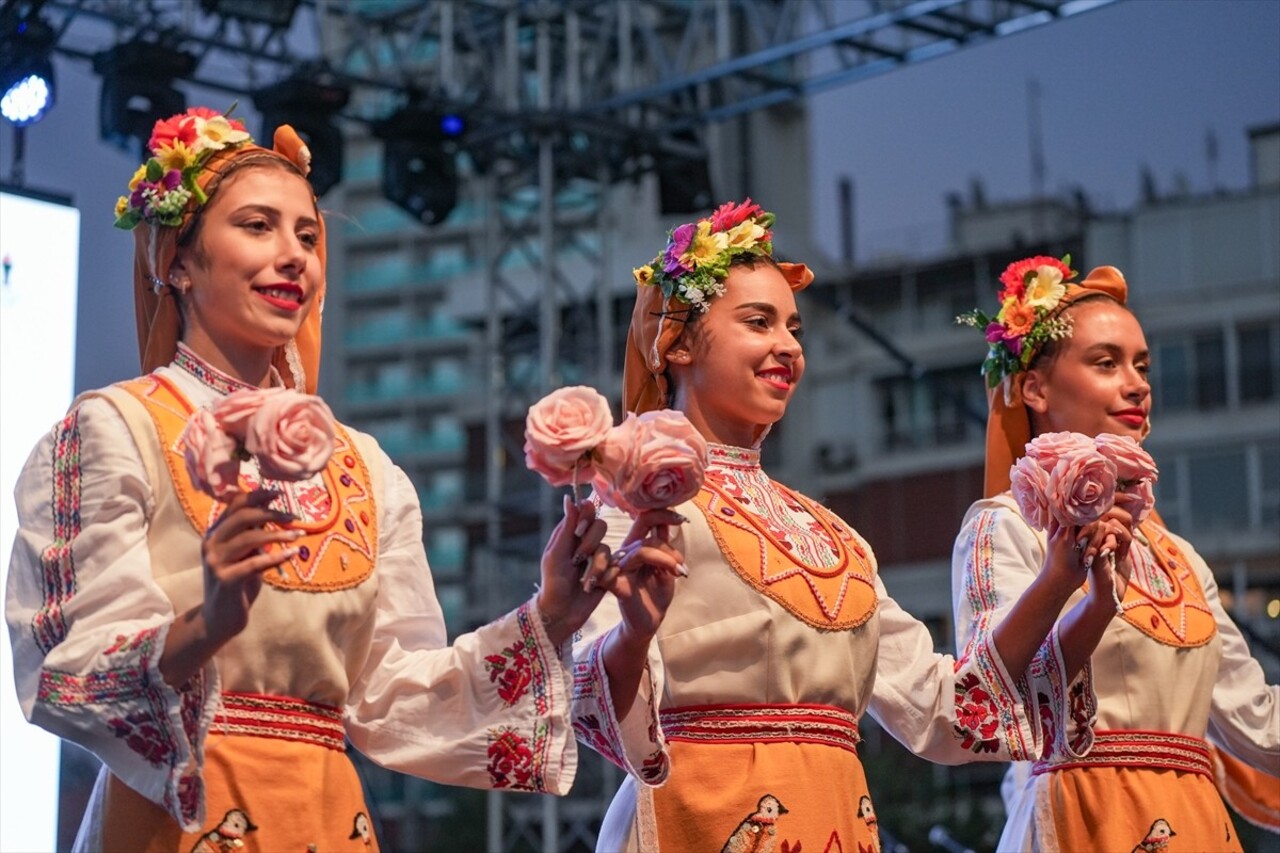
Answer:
985;322;1004;344
663;223;695;275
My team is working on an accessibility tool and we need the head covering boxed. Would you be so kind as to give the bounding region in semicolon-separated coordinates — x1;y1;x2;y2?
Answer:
128;115;326;392
983;264;1128;496
621;199;813;415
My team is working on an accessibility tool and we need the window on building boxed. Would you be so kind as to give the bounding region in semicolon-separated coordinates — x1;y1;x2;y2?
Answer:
877;365;985;450
1193;332;1227;409
1187;447;1248;531
1239;322;1278;403
1260;444;1280;527
1152;329;1227;413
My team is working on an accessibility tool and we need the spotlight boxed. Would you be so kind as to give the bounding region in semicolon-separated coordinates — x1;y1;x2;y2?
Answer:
199;0;301;29
373;104;463;226
0;11;56;126
255;72;350;197
94;41;197;158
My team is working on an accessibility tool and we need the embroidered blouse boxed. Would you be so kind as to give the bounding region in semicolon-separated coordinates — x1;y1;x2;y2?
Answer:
6;347;578;833
952;494;1280;849
573;444;1069;851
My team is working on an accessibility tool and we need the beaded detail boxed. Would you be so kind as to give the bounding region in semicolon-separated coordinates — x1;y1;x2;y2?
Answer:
173;343;262;396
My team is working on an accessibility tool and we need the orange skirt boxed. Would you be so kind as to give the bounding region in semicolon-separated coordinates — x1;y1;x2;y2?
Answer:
101;693;378;852
1032;730;1242;852
646;703;880;853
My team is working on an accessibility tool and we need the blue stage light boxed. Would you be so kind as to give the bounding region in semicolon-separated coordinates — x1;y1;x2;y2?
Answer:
440;113;465;138
0;13;56;126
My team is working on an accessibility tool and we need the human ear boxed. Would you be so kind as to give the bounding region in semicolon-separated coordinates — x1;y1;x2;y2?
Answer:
1020;369;1050;414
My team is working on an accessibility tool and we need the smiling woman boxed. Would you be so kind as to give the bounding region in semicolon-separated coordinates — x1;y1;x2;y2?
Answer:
4;107;617;851
568;202;1133;853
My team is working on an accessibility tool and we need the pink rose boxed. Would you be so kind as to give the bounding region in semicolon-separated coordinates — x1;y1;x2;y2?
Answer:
244;390;336;481
180;409;242;500
1010;455;1052;530
212;386;286;438
1093;433;1159;483
1046;449;1117;528
523;386;614;488
1114;477;1155;525
1025;431;1097;470
593;410;708;516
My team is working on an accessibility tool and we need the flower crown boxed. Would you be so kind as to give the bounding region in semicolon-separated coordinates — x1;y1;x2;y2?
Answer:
632;199;775;312
113;106;253;230
957;255;1079;388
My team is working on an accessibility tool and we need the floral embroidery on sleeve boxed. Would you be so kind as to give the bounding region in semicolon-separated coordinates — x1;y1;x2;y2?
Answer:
571;633;668;784
487;721;550;791
31;409;82;654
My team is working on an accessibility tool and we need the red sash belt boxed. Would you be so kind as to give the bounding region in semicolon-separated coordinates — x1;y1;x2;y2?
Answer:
211;691;346;752
1032;729;1212;778
659;703;861;755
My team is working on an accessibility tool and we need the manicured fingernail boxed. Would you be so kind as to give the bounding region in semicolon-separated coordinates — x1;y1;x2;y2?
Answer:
1084;555;1094;570
574;518;590;537
675;513;690;523
582;575;597;593
287;529;305;539
563;494;572;514
572;552;589;570
676;562;689;577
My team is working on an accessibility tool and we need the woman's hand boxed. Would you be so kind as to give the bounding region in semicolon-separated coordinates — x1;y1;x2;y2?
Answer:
200;488;301;644
536;496;611;647
1043;505;1134;609
161;488;298;688
588;509;686;644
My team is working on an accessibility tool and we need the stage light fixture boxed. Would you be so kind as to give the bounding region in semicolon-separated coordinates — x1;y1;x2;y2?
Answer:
94;41;197;158
255;72;350;197
200;0;301;29
373;104;464;226
0;12;56;126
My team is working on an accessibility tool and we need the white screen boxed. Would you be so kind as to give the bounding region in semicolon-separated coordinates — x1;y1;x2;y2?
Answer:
1;188;79;852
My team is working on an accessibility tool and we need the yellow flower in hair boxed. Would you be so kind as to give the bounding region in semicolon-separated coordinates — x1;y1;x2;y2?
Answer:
682;219;729;268
155;140;198;173
190;115;252;154
633;265;654;286
114;196;129;218
724;218;766;249
1024;264;1067;309
127;165;148;191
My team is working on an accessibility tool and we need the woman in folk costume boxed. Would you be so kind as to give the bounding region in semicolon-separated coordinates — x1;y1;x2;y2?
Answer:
5;107;613;850
569;202;1133;853
951;258;1280;851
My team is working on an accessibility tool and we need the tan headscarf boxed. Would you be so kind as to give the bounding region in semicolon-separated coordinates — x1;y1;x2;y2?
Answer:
983;265;1129;496
622;260;813;415
132;125;326;393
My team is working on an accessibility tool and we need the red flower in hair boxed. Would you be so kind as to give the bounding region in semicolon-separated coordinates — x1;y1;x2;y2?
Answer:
147;113;199;155
185;105;247;132
999;255;1072;292
709;198;763;232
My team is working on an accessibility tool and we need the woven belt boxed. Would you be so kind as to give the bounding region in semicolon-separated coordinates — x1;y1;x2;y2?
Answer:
211;691;346;752
1032;729;1212;778
659;703;861;755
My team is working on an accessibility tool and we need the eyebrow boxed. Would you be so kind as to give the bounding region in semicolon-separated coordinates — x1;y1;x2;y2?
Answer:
734;301;803;324
1083;341;1149;359
232;204;319;228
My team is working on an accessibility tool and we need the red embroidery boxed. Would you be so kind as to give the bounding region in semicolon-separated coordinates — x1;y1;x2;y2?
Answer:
487;727;535;789
107;711;175;766
953;672;1002;754
485;639;536;706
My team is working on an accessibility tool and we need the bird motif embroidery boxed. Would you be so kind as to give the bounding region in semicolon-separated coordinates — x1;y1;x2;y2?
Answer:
723;794;790;853
349;811;373;845
857;795;880;853
190;808;257;852
1132;818;1176;852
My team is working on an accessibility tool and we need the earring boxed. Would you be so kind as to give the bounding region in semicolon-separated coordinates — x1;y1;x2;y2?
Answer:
668;351;690;364
169;275;189;294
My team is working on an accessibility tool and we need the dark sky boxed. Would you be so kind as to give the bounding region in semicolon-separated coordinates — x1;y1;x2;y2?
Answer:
1;0;1277;393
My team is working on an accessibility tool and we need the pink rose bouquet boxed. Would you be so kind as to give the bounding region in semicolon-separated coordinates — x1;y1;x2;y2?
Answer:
1010;431;1158;531
523;386;615;488
180;387;337;499
592;410;709;517
523;387;708;514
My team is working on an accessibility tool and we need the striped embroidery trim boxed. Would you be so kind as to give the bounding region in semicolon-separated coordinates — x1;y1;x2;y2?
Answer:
660;703;861;755
211;692;346;752
1033;729;1212;778
32;408;82;654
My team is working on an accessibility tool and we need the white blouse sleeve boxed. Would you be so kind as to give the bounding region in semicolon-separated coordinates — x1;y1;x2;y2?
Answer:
568;502;669;786
1181;533;1280;771
949;498;1097;761
4;396;219;831
342;449;578;794
867;570;1047;765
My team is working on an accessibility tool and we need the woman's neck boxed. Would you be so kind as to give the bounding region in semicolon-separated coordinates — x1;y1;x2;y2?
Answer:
178;335;274;388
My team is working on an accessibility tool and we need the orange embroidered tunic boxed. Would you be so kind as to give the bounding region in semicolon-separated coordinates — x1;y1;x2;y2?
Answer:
574;444;1062;853
7;348;578;851
954;495;1280;852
